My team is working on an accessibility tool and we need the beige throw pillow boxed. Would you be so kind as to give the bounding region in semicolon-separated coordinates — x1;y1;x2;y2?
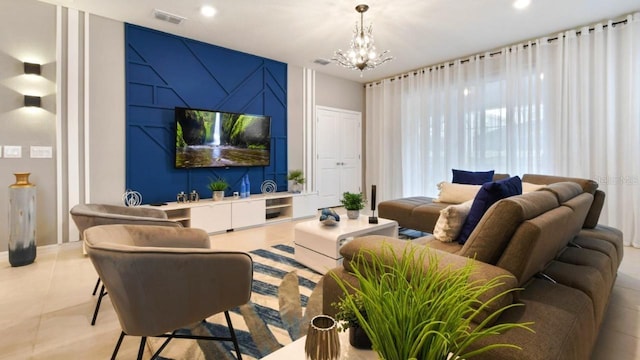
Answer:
522;182;546;193
433;200;474;242
433;182;481;204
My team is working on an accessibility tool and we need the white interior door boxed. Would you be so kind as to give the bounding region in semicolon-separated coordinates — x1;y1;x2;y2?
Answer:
339;112;361;195
316;107;362;209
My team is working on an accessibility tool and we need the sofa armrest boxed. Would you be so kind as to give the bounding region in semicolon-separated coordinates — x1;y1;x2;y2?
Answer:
338;235;519;325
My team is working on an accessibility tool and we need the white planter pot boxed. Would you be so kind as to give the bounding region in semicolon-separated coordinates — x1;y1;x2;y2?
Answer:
347;210;360;219
213;191;225;201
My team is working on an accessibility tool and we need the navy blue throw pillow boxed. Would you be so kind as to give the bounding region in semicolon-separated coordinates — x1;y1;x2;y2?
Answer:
457;176;523;245
452;169;495;185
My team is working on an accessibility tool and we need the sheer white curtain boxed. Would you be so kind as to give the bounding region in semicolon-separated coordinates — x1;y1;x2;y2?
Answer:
365;13;640;246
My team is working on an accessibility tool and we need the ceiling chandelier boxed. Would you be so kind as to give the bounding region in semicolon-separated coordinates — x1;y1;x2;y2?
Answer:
333;4;393;76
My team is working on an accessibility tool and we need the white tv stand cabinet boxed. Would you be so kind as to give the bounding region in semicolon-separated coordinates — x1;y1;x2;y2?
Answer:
153;192;318;234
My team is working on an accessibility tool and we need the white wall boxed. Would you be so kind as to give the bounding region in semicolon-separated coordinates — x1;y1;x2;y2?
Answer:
315;72;364;112
87;15;125;204
0;0;57;249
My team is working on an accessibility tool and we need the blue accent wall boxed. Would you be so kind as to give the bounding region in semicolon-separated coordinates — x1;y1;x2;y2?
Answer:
125;24;287;203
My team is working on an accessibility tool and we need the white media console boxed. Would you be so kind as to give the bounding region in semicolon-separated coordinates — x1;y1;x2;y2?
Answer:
153;192;318;233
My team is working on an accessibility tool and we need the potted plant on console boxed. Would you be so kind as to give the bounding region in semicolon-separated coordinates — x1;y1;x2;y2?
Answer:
341;192;365;219
287;169;305;193
208;177;228;201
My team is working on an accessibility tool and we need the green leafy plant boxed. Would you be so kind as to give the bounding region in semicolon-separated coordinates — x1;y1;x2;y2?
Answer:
287;169;305;184
340;192;365;210
330;243;533;360
207;177;229;192
332;292;366;332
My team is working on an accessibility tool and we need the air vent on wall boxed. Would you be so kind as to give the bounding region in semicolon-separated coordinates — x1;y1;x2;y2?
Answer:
153;9;186;25
313;58;331;66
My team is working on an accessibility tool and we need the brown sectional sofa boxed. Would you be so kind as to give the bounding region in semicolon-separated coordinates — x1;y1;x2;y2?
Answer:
378;173;603;234
322;178;623;360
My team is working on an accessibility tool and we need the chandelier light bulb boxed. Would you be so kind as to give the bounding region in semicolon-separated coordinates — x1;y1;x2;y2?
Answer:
331;4;393;75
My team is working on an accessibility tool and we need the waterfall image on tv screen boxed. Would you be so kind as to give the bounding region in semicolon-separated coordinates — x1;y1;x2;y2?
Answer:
175;107;271;168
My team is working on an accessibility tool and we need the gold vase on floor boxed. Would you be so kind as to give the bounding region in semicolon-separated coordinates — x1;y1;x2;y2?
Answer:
304;315;340;360
8;172;36;267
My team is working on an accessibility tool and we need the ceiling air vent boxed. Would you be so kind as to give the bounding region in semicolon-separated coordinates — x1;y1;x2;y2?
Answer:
153;9;186;25
313;58;331;66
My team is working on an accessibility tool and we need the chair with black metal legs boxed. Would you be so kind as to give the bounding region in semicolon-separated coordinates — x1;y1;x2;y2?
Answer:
84;224;253;360
70;203;182;325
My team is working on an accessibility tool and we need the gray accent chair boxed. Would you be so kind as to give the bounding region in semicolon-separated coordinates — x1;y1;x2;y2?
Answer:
84;224;253;360
70;204;182;325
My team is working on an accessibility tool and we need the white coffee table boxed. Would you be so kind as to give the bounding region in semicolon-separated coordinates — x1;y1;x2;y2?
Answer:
294;216;398;274
261;330;377;359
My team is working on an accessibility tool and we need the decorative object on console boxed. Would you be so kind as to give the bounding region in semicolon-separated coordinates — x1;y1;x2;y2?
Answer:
241;174;251;198
340;192;365;219
332;4;393;76
261;179;277;194
122;189;142;207
287;169;305;193
177;191;187;203
189;190;199;202
304;315;341;360
208;177;229;201
8;172;36;267
319;208;341;226
368;184;378;224
457;176;523;244
452;169;495;185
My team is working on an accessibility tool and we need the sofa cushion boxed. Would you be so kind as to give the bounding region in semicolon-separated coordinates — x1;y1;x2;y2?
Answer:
378;196;444;234
457;176;523;245
522;174;598;194
433;182;481;203
467;278;596;360
497;205;576;286
433;200;473;242
459;190;559;265
584;190;605;228
578;225;624;265
452;169;495;185
522;182;546;193
540;182;584;203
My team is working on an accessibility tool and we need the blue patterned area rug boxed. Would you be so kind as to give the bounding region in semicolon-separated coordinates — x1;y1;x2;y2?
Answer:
151;244;324;360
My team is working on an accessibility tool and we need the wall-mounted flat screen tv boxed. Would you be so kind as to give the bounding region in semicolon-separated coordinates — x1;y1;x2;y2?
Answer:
175;107;271;168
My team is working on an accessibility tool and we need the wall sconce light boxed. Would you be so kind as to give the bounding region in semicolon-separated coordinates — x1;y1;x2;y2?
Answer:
24;95;41;107
24;62;41;75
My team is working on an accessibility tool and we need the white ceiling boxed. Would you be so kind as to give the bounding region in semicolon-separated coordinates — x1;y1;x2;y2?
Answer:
39;0;639;83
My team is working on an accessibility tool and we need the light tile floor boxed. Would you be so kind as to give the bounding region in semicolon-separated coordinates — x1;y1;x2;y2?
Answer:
0;218;638;359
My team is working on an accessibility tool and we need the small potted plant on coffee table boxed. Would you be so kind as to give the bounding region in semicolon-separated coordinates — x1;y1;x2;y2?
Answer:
208;177;228;201
341;192;365;219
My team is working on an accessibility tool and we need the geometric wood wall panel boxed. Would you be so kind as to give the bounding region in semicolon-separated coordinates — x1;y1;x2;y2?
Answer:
125;24;287;203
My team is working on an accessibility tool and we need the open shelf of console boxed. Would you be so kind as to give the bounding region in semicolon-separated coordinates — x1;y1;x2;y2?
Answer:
150;192;317;233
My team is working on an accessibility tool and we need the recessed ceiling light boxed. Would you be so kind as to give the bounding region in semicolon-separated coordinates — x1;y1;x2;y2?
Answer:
201;5;217;17
513;0;531;9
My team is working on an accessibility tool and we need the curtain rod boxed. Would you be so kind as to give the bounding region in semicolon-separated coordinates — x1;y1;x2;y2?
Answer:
365;16;631;87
